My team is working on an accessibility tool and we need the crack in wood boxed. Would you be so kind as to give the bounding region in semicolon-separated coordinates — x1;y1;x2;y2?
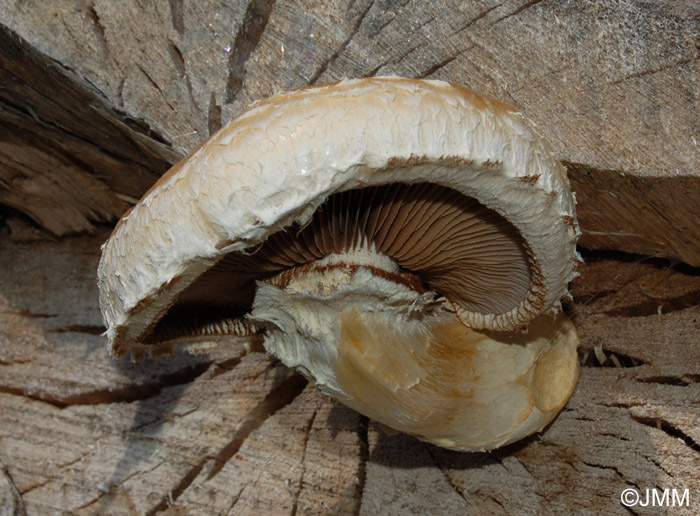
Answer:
1;463;27;514
417;55;458;79
46;324;106;335
0;359;30;366
580;461;642;493
366;59;392;77
493;0;544;24
456;2;505;31
185;75;201;114
352;415;369;516
208;355;244;380
4;309;57;319
18;477;52;496
84;3;109;56
205;374;308;481
513;455;535;478
630;415;700;453
597;432;630;441
207;91;222;135
604;289;700;318
225;482;249;514
610;57;698;86
0;385;67;409
56;455;85;471
168;0;185;35
601;401;646;409
486;494;509;515
308;0;375;84
224;0;276;103
74;486;108;511
636;375;698;387
137;65;175;112
424;444;469;507
108;110;175;151
366;24;428;77
0;361;211;408
166;39;202;115
167;39;186;76
146;459;206;515
290;406;319;516
644;455;675;480
578;347;647;368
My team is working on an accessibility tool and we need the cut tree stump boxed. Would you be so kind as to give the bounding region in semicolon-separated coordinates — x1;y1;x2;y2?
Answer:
1;1;699;263
1;1;699;515
1;222;699;514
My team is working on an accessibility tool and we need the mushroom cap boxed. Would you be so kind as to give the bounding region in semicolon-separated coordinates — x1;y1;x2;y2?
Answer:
98;76;580;359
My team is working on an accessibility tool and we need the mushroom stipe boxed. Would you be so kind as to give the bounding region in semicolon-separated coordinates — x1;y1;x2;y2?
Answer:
98;77;581;451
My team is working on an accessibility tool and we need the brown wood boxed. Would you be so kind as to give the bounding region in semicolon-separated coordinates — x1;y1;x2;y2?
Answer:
1;1;699;263
1;2;699;514
0;24;175;236
1;230;699;514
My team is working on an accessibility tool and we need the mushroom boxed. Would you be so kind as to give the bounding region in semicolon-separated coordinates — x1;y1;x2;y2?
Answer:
98;77;581;451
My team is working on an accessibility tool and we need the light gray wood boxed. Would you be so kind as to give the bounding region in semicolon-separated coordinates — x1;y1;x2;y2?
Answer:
1;2;699;514
0;231;698;514
1;1;699;263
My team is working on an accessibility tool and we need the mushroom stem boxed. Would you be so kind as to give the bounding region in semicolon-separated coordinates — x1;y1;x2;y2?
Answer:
251;253;440;393
336;309;579;451
250;253;579;451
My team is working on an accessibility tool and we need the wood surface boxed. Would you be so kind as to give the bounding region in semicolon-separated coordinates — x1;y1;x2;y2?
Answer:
1;1;699;514
1;1;699;263
1;229;699;514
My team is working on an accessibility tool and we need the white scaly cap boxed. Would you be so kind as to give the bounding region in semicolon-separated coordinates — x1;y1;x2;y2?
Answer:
98;77;581;450
99;76;579;358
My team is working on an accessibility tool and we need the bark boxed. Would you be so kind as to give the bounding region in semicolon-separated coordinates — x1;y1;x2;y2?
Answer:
0;1;699;263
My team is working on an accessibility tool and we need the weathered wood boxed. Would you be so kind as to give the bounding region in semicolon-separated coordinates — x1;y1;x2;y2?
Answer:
1;231;699;514
1;2;699;514
1;1;700;264
568;164;700;266
0;25;176;236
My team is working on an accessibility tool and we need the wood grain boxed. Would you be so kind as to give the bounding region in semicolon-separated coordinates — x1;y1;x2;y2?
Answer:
1;1;699;263
0;3;699;513
1;231;698;514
